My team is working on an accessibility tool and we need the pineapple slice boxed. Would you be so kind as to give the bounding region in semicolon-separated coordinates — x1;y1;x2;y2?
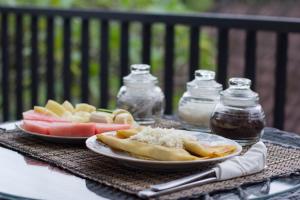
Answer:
61;110;73;118
74;111;91;122
34;106;58;117
68;115;87;123
45;100;68;116
75;103;96;113
62;100;75;113
60;111;79;122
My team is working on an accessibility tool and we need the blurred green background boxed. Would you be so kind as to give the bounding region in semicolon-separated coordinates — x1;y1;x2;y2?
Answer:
0;0;216;120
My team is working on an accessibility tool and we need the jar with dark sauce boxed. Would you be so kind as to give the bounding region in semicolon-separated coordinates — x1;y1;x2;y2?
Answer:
210;78;265;146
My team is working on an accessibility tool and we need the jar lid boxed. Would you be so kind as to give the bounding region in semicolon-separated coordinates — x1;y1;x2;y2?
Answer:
187;70;222;96
221;78;259;106
123;64;157;85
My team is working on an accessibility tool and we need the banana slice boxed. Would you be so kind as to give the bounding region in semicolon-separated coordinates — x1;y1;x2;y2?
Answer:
112;109;129;117
90;112;114;123
75;103;96;113
114;112;135;125
45;100;68;116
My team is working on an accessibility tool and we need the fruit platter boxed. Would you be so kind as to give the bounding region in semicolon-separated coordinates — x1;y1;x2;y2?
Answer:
18;100;134;143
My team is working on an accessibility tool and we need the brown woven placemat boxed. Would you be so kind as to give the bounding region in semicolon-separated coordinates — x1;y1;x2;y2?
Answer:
0;124;300;199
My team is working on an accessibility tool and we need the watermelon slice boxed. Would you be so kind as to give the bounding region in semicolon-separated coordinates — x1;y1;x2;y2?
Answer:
22;120;50;135
95;123;131;134
21;112;131;137
23;110;68;122
49;122;96;137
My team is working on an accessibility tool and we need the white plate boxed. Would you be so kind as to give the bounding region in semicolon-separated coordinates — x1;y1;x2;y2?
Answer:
86;130;243;171
16;123;88;143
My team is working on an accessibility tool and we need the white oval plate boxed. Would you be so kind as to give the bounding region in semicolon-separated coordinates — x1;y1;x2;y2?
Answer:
86;130;242;171
16;123;88;143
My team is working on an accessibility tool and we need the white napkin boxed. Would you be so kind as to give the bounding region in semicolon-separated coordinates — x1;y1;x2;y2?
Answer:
214;141;267;180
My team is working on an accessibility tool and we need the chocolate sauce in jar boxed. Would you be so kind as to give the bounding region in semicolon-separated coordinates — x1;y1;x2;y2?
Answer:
210;78;265;146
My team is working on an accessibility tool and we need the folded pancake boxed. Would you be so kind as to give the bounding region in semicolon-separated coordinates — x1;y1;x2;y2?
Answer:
97;134;199;161
183;139;237;158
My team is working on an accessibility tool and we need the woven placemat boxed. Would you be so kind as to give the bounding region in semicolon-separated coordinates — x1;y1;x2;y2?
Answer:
0;123;300;199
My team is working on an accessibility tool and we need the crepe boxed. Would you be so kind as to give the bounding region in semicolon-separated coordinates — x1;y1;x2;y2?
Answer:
183;139;237;158
97;134;199;161
97;126;238;161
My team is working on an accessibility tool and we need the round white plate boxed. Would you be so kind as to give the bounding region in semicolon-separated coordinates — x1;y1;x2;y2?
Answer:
86;130;243;171
16;123;88;143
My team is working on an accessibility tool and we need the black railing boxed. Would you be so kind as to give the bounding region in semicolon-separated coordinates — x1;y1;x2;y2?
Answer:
1;6;300;130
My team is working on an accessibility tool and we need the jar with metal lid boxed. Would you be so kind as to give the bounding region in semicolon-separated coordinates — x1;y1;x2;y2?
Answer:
116;64;165;125
178;70;222;132
210;78;266;146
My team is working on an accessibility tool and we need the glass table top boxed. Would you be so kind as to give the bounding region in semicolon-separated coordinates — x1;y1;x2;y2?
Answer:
0;122;138;200
0;146;109;200
0;122;299;200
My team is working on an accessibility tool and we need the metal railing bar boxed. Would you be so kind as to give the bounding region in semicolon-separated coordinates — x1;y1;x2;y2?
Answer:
15;14;23;119
1;13;9;121
1;6;300;32
46;16;55;100
164;25;175;114
120;21;129;86
100;20;109;108
63;17;71;101
30;15;39;107
244;30;257;89
81;18;90;103
142;23;151;65
274;32;288;130
216;28;229;87
189;26;200;80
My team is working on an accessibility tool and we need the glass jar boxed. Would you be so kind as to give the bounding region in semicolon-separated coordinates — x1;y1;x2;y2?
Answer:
178;70;222;132
210;78;265;146
116;64;165;125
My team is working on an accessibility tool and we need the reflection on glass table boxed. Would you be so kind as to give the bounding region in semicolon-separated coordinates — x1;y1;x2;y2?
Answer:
210;173;300;200
0;146;138;200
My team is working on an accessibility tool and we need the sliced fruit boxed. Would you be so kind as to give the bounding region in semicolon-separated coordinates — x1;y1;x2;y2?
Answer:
112;109;129;117
45;100;68;116
49;122;96;137
90;112;113;123
64;115;85;123
75;103;96;113
74;111;91;122
23;110;69;122
34;106;58;117
114;113;134;125
22;120;50;135
62;111;73;118
95;123;131;134
62;101;75;113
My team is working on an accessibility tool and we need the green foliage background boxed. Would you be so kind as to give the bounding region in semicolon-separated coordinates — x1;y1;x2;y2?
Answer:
0;0;216;120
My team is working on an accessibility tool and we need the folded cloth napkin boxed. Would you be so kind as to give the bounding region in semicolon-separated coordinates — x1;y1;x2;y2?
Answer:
214;141;267;180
